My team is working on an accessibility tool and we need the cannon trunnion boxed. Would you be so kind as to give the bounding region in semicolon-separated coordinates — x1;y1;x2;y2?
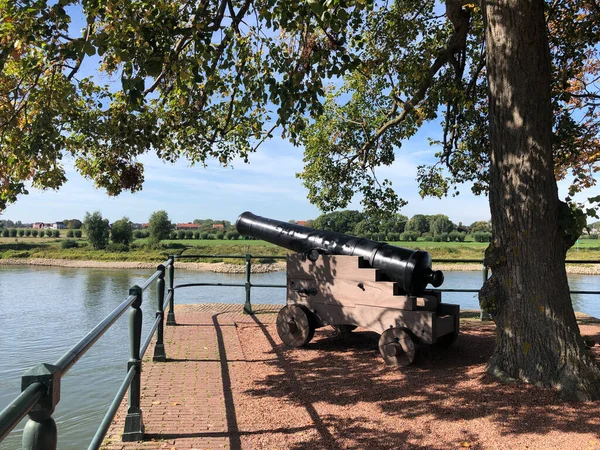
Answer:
279;253;459;367
235;211;460;367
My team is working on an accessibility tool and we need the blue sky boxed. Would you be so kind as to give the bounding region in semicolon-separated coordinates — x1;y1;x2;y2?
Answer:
3;120;591;226
0;122;485;226
3;121;497;225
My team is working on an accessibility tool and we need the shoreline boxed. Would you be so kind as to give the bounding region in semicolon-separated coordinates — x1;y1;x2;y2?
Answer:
0;258;599;275
0;258;286;274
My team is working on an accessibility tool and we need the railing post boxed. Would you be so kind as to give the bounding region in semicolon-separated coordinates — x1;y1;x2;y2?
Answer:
244;253;253;315
480;260;492;321
167;258;176;326
21;364;60;450
153;265;167;362
123;285;144;442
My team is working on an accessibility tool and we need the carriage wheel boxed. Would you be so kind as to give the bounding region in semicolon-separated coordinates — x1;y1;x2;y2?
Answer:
276;305;315;347
378;327;416;367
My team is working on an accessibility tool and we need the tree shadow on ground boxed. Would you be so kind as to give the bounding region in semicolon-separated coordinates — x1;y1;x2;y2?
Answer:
240;317;600;449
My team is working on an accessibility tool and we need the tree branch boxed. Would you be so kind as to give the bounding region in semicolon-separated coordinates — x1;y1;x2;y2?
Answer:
569;92;600;100
466;49;486;98
144;35;192;95
357;50;450;156
66;23;93;81
251;123;278;152
356;0;470;158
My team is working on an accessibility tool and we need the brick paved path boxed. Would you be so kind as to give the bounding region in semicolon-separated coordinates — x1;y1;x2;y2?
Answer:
102;304;279;450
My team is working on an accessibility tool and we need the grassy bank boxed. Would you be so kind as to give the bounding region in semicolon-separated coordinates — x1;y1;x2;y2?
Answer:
0;238;286;264
1;236;600;264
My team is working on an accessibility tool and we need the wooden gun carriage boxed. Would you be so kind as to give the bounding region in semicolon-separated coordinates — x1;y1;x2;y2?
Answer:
236;212;460;367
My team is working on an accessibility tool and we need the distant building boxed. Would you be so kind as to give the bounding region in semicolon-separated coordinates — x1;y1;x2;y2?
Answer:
296;221;309;226
32;222;65;229
212;223;225;230
141;223;149;229
176;223;200;230
131;223;143;229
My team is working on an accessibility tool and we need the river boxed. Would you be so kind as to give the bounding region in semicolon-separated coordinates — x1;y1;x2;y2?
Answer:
0;265;599;449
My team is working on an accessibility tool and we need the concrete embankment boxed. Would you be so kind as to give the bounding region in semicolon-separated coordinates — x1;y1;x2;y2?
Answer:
1;258;599;275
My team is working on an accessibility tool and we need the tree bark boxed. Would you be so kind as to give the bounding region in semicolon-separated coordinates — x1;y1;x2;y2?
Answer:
481;0;600;400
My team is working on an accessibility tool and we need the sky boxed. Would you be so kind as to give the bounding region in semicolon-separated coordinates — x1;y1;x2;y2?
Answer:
3;122;586;226
2;109;503;225
2;115;593;226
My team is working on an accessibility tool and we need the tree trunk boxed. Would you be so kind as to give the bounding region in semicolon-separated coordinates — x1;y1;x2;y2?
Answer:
481;0;600;400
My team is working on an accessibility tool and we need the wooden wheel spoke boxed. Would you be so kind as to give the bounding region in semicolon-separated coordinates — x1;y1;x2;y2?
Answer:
378;327;417;367
276;305;316;347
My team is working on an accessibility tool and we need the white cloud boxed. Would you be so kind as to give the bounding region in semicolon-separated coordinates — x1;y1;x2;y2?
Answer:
4;130;493;225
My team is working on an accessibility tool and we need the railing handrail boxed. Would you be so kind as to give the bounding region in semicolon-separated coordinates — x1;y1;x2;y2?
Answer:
170;254;600;298
0;383;46;442
175;254;287;259
0;257;174;449
54;294;137;374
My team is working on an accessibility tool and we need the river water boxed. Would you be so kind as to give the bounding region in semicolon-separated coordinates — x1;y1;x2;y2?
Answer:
0;265;599;449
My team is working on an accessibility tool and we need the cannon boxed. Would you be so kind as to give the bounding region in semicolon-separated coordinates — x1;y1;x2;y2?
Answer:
236;212;460;367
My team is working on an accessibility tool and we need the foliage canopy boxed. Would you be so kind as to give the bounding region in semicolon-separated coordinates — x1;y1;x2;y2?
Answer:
300;0;600;216
1;1;598;216
111;216;133;245
1;0;368;209
148;210;172;243
83;210;109;249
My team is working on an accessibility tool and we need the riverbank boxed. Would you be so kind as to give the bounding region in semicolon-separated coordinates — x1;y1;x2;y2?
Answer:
0;258;286;273
1;258;599;275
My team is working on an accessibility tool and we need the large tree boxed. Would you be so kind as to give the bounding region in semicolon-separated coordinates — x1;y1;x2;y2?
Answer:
83;211;109;250
481;0;600;399
148;210;172;243
312;209;366;233
111;216;133;245
2;1;600;398
405;214;430;235
300;0;600;399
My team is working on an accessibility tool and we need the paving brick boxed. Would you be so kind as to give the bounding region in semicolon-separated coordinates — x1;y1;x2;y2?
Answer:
101;303;278;450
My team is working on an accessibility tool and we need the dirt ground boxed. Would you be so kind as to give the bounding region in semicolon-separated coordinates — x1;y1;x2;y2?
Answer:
230;314;600;450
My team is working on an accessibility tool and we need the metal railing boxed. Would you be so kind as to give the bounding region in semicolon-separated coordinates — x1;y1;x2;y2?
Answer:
174;254;287;314
1;253;598;449
172;255;600;313
0;257;176;450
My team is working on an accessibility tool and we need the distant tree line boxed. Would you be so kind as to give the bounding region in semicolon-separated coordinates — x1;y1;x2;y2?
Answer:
0;210;502;249
1;228;63;238
76;210;242;252
305;210;493;242
0;219;82;229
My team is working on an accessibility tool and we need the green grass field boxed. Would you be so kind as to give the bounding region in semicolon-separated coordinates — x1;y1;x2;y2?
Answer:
1;236;599;263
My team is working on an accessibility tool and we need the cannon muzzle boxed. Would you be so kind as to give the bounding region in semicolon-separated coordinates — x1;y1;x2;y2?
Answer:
235;211;443;295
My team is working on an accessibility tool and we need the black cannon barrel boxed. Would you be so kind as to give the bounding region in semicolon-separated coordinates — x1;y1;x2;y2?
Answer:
236;212;443;296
